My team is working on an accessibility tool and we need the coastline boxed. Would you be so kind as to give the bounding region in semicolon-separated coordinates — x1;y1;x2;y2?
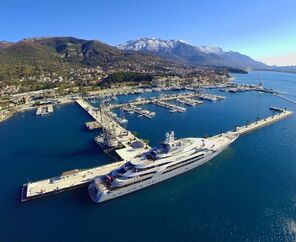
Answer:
0;81;230;124
0;96;75;124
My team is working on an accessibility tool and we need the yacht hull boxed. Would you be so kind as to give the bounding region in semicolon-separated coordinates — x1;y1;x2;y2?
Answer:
89;146;226;203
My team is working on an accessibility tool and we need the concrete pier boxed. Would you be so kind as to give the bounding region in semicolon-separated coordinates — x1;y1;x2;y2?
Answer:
210;109;293;143
36;104;53;115
76;98;150;160
21;161;125;201
232;110;293;135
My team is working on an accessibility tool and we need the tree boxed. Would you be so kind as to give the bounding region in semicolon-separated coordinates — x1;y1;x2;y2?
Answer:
143;139;150;148
57;85;66;96
131;131;138;137
79;86;88;96
68;86;75;94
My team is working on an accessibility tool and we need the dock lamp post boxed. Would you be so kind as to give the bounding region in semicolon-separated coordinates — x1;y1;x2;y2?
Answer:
256;116;260;124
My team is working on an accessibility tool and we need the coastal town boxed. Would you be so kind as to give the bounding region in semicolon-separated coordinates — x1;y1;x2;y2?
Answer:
0;65;231;122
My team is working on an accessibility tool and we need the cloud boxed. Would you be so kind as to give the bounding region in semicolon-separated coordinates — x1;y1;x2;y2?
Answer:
257;53;296;66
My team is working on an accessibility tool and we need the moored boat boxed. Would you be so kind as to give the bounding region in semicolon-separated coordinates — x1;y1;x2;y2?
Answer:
88;131;238;203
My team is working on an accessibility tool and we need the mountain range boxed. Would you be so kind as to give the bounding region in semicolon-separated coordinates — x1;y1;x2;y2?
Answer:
118;37;268;69
0;37;176;82
0;41;14;49
0;37;169;68
0;37;295;84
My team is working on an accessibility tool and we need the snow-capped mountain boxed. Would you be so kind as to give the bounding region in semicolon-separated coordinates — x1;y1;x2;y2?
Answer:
118;37;222;54
118;38;176;52
197;45;223;54
117;38;267;69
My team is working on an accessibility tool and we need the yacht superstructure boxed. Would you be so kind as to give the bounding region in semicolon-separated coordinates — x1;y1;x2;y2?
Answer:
88;131;238;203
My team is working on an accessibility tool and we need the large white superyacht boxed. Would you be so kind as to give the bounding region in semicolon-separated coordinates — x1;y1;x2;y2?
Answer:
88;131;238;203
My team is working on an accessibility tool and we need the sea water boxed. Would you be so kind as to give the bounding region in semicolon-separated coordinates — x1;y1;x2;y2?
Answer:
0;71;295;242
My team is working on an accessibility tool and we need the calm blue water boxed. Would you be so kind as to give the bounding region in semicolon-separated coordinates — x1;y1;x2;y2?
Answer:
1;71;296;242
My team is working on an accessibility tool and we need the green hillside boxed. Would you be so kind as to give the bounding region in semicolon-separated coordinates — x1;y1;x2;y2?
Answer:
0;37;167;83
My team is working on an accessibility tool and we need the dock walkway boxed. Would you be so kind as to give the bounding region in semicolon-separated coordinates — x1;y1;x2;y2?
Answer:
122;106;155;119
210;109;293;146
111;92;225;110
153;100;186;112
231;110;293;135
76;98;150;160
22;161;125;201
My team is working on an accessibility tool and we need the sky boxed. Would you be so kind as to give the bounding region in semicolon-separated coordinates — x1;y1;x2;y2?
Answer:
1;0;296;66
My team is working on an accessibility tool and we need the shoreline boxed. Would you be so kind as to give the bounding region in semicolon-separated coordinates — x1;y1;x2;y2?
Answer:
0;97;75;124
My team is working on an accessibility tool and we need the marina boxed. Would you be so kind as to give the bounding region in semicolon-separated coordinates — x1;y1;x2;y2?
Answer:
1;0;296;237
20;102;293;202
108;91;224;118
111;91;225;110
2;70;296;242
19;80;296;203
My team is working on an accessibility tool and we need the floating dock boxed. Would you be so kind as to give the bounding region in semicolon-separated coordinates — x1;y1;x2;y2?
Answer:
176;97;203;106
21;106;293;202
153;100;186;113
122;106;155;119
111;92;224;110
197;93;225;101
